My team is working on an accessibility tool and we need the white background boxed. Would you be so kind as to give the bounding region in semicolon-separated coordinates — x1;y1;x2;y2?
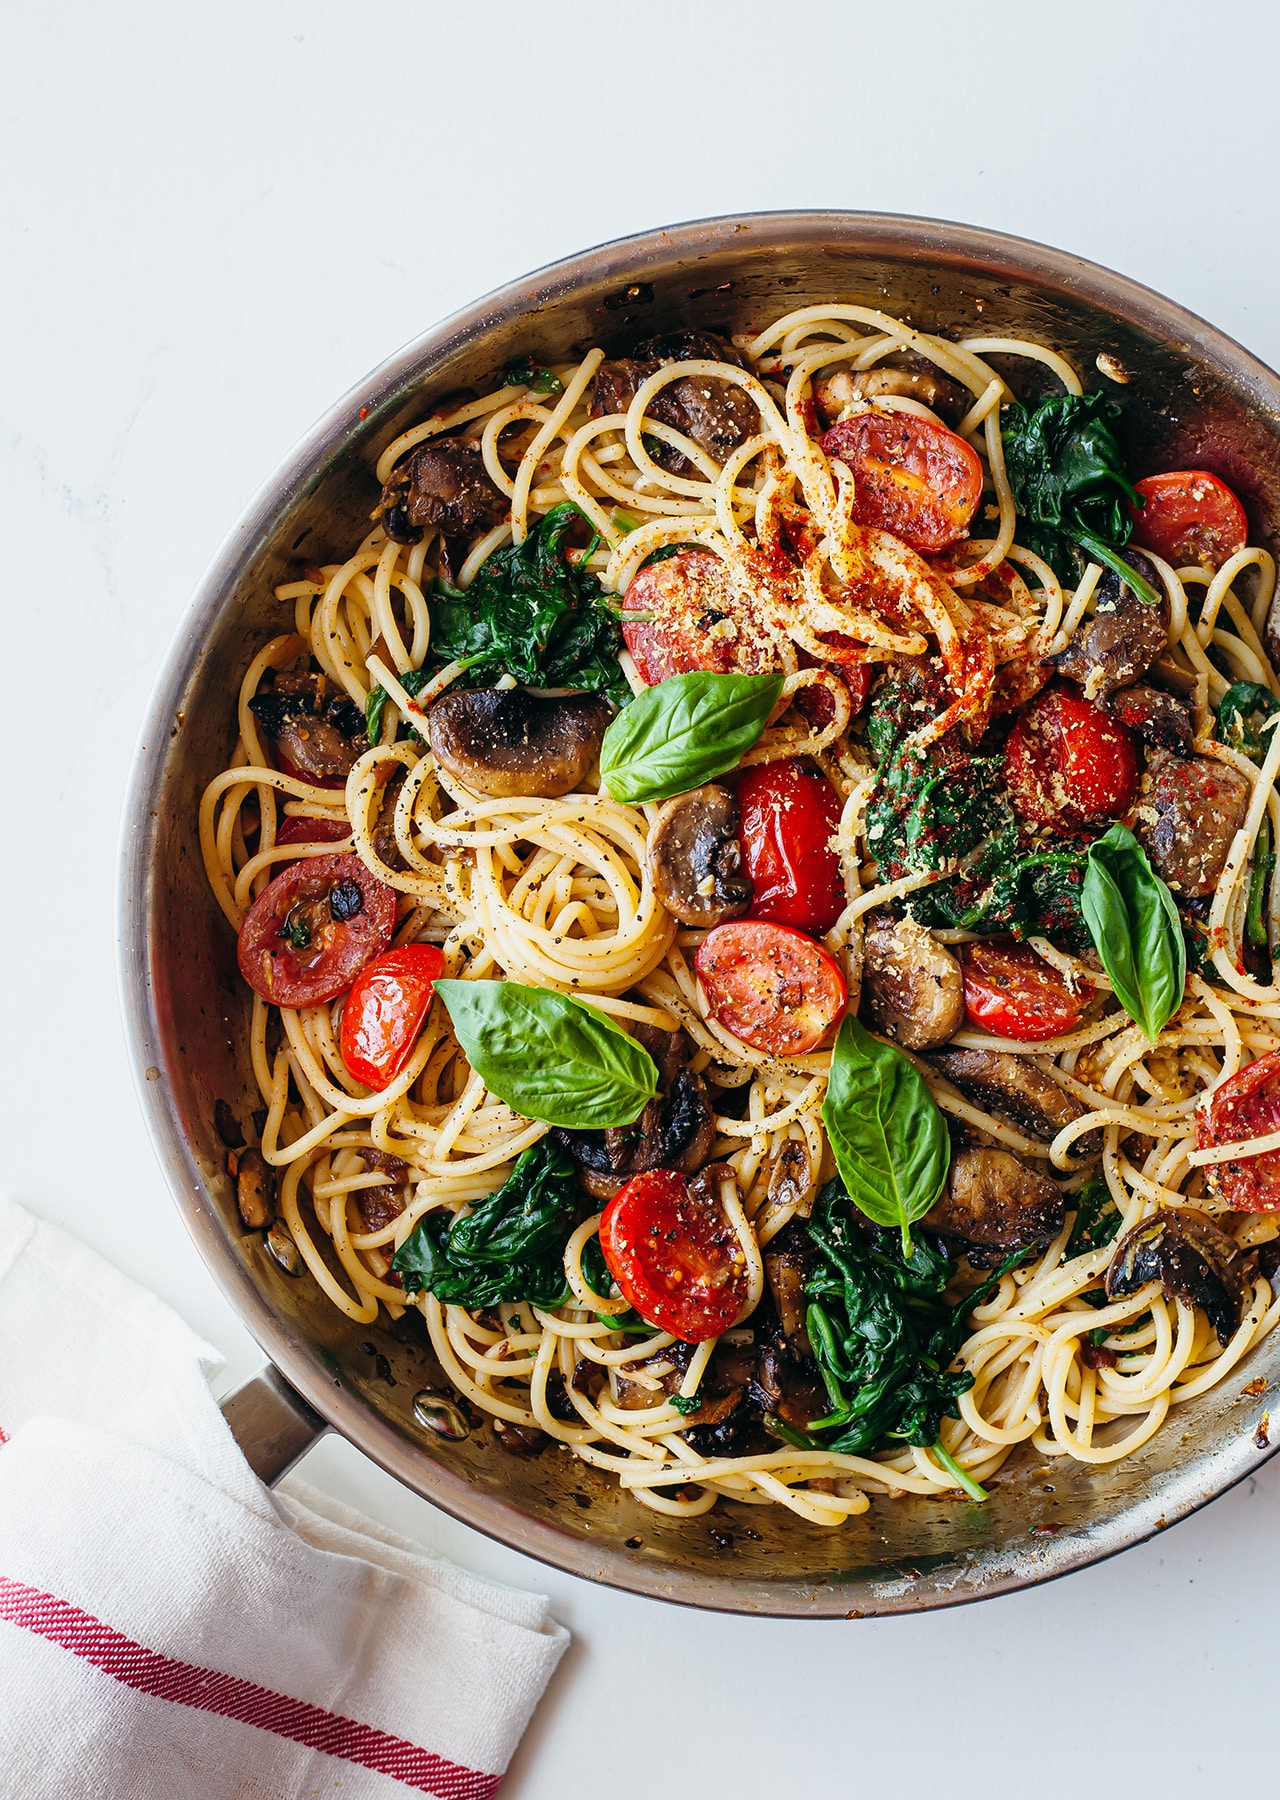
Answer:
5;2;1280;1793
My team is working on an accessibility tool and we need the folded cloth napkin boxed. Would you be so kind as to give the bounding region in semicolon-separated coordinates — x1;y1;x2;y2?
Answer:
0;1196;567;1799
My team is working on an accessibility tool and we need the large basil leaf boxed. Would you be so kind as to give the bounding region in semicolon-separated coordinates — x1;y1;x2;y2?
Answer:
432;978;657;1128
820;1017;950;1253
600;670;784;803
391;1136;578;1308
1082;823;1186;1040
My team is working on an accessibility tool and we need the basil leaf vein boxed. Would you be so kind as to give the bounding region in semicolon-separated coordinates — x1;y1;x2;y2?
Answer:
1082;824;1186;1040
599;670;784;803
432;978;658;1129
820;1017;950;1254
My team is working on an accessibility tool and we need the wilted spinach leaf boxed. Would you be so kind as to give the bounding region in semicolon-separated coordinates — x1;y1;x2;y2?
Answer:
1065;1174;1122;1258
391;1137;580;1308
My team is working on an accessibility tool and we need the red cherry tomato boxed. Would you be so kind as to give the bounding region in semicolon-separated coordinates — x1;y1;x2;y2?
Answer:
694;920;847;1056
821;411;983;554
959;939;1087;1042
1003;683;1139;834
1130;471;1248;571
621;549;774;686
237;852;398;1007
340;944;446;1090
599;1168;750;1342
735;758;845;936
1196;1052;1280;1212
275;815;351;849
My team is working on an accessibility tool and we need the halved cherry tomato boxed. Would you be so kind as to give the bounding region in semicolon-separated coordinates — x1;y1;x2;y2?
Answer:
237;852;398;1007
1003;683;1139;834
735;758;845;936
959;939;1087;1042
599;1168;749;1342
694;919;847;1055
621;549;773;686
275;815;351;849
1130;470;1247;571
821;411;983;554
341;944;446;1090
1196;1051;1280;1212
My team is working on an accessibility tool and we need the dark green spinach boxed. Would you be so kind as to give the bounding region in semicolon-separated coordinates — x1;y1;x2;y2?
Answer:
1002;393;1159;605
1065;1173;1122;1258
503;359;564;396
1218;680;1280;760
801;1181;1014;1495
390;1137;579;1308
1082;823;1186;1039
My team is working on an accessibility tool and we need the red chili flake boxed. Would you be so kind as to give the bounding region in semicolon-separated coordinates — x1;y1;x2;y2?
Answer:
1030;1522;1062;1536
359;406;370;420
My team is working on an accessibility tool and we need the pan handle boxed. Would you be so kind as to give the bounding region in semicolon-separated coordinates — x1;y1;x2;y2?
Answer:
219;1364;330;1486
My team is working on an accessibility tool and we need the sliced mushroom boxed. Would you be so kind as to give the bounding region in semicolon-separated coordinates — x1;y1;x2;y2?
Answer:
1134;749;1251;896
644;784;753;927
428;688;611;799
924;1147;1066;1253
1103;682;1194;752
763;1218;815;1356
377;438;507;544
1105;1208;1253;1345
930;1047;1101;1157
1054;556;1168;701
813;354;971;429
249;673;370;783
1147;649;1200;700
590;329;753;472
556;1024;716;1202
862;912;964;1050
614;1339;694;1410
236;1148;276;1232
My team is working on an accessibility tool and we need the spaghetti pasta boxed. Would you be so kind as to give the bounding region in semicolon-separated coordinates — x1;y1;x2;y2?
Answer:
201;303;1280;1525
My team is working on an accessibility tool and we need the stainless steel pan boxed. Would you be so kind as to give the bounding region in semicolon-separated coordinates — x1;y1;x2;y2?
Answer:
119;211;1280;1615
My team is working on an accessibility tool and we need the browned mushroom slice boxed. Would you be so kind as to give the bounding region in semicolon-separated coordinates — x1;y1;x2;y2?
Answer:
814;353;971;429
763;1218;816;1355
1054;557;1168;700
1103;682;1194;753
1134;749;1251;896
428;688;611;798
924;1147;1066;1253
643;784;753;927
592;331;753;471
249;676;370;783
378;438;507;545
862;912;964;1050
930;1048;1101;1156
1105;1208;1253;1345
236;1148;276;1232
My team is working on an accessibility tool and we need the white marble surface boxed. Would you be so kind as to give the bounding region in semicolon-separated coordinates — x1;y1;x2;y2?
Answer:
6;2;1280;1792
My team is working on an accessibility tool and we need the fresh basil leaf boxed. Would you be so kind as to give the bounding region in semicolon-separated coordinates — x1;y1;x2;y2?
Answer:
391;1137;578;1308
600;670;784;803
432;979;658;1129
1082;823;1186;1040
820;1018;950;1254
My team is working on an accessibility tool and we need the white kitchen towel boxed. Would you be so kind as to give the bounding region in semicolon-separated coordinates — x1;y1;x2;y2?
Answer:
0;1196;567;1798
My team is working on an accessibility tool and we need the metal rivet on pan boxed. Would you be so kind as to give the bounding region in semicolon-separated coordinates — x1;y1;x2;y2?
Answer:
264;1226;302;1276
412;1391;471;1441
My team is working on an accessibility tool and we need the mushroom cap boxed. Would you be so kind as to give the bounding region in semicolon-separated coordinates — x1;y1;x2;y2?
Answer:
643;784;753;928
428;687;611;798
861;912;964;1051
925;1147;1066;1252
1106;1207;1253;1345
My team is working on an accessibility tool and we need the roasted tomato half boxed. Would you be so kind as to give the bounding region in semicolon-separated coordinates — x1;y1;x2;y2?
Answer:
274;815;352;849
599;1167;750;1341
959;939;1088;1042
341;943;446;1090
735;758;845;937
621;548;773;686
695;919;847;1056
237;852;399;1007
821;410;983;554
1197;1052;1280;1212
1130;471;1248;571
1003;683;1140;833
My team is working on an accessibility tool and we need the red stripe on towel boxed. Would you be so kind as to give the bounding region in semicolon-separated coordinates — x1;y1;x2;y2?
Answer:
0;1576;498;1797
